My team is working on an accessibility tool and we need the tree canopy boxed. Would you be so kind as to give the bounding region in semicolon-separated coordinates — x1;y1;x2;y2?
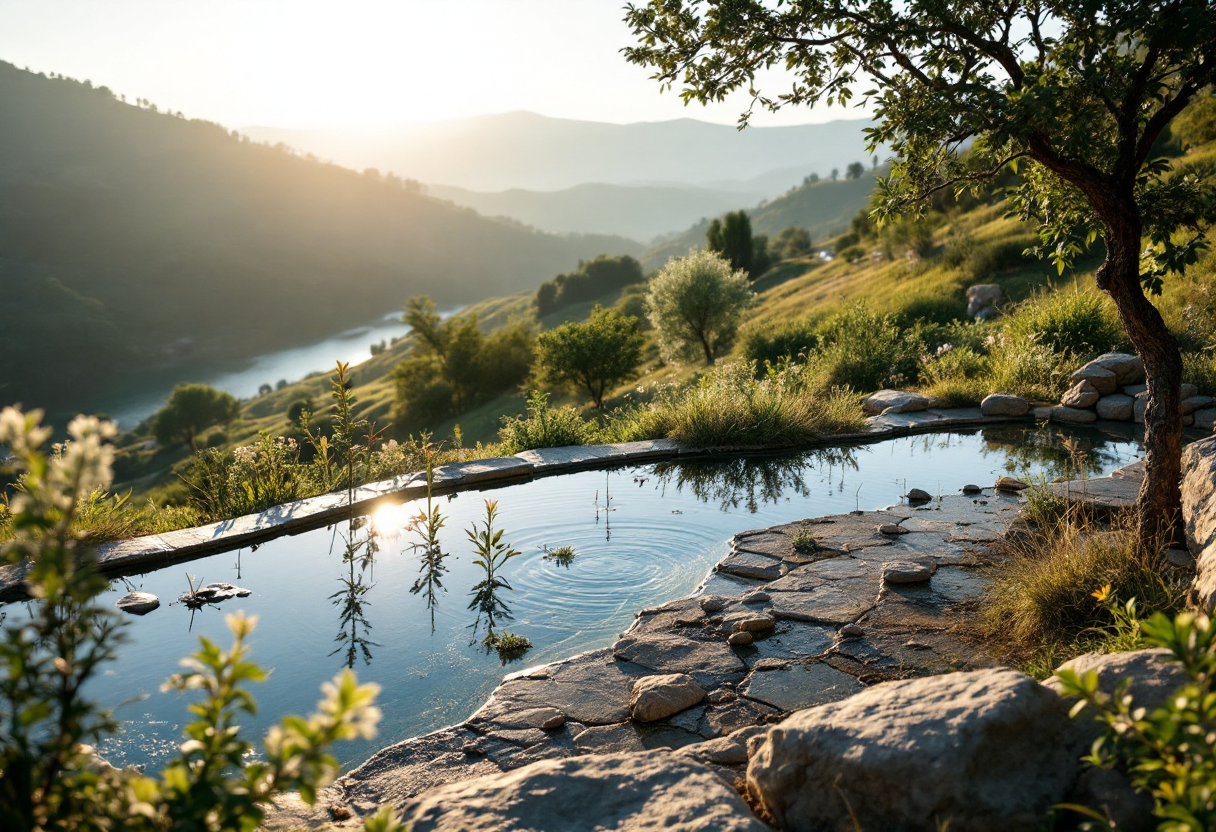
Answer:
647;249;754;365
625;0;1216;542
152;384;239;450
536;306;645;407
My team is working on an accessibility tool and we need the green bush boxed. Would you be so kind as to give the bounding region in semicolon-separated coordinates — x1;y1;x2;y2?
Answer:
805;302;923;391
0;407;397;832
497;391;600;454
917;344;990;405
741;318;819;368
1184;351;1216;397
287;397;313;425
890;293;969;327
1003;288;1127;359
986;336;1074;400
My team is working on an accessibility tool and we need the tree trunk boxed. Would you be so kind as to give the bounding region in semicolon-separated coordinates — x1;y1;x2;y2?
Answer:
1093;208;1184;550
700;333;715;365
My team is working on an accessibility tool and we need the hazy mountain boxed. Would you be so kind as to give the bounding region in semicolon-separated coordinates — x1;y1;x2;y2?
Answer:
427;182;767;241
642;170;881;271
0;63;640;420
243;111;878;192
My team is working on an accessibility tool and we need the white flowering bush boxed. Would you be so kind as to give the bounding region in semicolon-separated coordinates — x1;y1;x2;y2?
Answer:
0;407;401;832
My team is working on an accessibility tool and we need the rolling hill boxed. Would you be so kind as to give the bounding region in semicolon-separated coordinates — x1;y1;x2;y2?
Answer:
0;62;640;420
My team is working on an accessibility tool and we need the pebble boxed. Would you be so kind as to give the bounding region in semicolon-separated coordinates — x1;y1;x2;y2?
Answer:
961;484;982;495
733;615;776;633
699;596;728;613
877;523;908;535
742;591;771;604
461;742;483;756
840;624;864;638
706;688;737;704
994;476;1029;493
727;631;754;647
907;488;932;502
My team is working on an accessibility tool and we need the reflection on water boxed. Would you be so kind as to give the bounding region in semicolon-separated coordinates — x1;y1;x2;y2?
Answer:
7;426;1145;771
330;516;379;668
648;447;859;513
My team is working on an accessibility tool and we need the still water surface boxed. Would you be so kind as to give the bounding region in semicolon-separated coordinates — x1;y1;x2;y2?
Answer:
16;425;1141;770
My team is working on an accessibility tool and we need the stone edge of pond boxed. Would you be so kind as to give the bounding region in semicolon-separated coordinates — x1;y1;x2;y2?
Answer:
0;408;1040;601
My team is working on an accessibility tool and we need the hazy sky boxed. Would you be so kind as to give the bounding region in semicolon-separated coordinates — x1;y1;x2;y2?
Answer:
0;0;862;130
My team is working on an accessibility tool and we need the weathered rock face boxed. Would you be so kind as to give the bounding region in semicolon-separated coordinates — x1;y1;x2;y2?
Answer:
881;560;936;584
747;668;1076;832
1061;379;1101;408
862;389;930;416
1183;395;1215;415
1194;407;1216;432
966;283;1002;318
1182;436;1216;613
401;752;770;831
630;674;705;722
980;393;1030;417
1048;405;1098;424
1090;352;1145;385
1070;363;1118;395
1096;393;1134;421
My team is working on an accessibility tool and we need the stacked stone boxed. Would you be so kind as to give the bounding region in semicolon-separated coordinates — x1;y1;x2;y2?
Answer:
1045;352;1215;430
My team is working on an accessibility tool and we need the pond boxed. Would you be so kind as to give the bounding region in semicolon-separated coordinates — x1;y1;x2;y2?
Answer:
5;424;1143;770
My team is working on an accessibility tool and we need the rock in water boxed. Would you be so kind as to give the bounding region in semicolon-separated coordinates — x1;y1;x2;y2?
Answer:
629;674;706;722
116;591;160;615
979;393;1029;417
906;488;932;503
995;476;1029;492
747;668;1076;832
961;484;982;495
402;752;769;831
179;582;252;606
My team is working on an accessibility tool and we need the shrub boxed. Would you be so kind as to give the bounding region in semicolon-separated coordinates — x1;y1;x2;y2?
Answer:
0;407;395;832
918;344;990;405
535;255;645;316
1002;287;1127;359
185;433;303;520
287;396;313;425
741;318;819;368
890;293;969;326
536;306;644;407
153;383;240;450
805;302;923;391
497;391;600;454
769;226;812;260
986;336;1074;400
1184;350;1216;397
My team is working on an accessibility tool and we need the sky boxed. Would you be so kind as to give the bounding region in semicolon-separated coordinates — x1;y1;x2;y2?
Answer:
0;0;862;131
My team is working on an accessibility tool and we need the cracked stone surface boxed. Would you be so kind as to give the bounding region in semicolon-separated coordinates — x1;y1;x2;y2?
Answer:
741;663;866;712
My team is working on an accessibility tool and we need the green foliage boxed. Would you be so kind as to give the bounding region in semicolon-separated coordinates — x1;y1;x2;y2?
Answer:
804;302;924;392
534;255;645;316
466;499;527;660
536;306;645;407
1002;288;1127;359
185;434;303;521
497;391;600;455
608;361;865;447
153;384;239;450
1056;609;1216;831
917;344;990;406
406;443;448;632
742;318;818;368
541;544;578;568
1173;93;1216;151
646;249;754;365
0;406;390;832
707;210;756;274
286;397;313;425
769;226;812;260
845;161;866;180
789;525;818;551
394;296;534;428
1183;351;1216;398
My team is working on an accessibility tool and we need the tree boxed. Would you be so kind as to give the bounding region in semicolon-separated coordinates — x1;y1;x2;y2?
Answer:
625;0;1216;545
646;249;754;364
770;226;812;260
536;306;645;407
846;162;866;180
707;210;755;273
153;383;239;450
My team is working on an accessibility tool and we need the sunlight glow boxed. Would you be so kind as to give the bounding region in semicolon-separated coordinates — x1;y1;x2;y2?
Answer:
370;501;415;540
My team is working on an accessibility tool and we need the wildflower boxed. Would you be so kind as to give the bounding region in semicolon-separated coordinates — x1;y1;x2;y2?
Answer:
936;343;953;356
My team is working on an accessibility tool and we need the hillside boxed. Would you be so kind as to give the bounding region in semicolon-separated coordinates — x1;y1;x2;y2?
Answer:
425;182;768;242
243;112;877;192
641;169;881;271
0;63;640;421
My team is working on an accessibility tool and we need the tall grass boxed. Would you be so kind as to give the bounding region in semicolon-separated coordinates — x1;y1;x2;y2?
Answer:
608;361;865;447
497;391;600;454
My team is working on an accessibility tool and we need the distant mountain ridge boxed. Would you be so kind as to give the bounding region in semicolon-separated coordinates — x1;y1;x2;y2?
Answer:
0;63;639;420
243;111;878;192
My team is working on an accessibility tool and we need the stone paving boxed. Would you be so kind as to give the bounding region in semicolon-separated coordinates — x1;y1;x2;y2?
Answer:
318;489;1022;820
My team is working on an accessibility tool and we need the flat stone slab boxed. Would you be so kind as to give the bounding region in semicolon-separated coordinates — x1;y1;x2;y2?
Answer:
432;457;533;487
740;663;865;712
746;621;836;663
613;633;747;680
515;440;682;471
717;550;787;581
1048;469;1141;512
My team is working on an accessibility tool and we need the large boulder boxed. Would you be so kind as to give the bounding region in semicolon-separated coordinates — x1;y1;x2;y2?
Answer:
629;673;705;722
1182;395;1214;415
747;668;1076;832
966;284;1002;318
401;752;769;831
1095;393;1134;421
1194;407;1216;432
1049;405;1098;425
1061;379;1100;409
1070;363;1118;396
1183;435;1216;613
980;393;1030;417
862;389;930;416
1090;352;1145;385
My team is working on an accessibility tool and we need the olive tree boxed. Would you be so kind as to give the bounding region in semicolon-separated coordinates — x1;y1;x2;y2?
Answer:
536;306;645;408
153;383;240;450
647;249;754;365
625;0;1216;545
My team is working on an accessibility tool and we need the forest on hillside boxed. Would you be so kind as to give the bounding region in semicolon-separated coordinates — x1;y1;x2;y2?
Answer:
0;62;639;419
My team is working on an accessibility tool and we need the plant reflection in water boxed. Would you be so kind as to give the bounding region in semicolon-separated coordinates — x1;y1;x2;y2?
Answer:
330;514;379;669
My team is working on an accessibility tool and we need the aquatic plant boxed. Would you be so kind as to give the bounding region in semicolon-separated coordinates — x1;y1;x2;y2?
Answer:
466;499;523;652
541;544;578;568
331;515;380;668
407;441;448;632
